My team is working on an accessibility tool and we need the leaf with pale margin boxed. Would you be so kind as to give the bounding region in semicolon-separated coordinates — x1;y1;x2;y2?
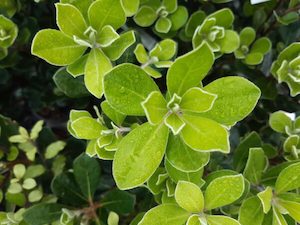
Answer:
113;123;169;190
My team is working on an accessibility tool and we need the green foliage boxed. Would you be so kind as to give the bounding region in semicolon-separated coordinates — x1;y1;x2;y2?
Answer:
2;0;300;224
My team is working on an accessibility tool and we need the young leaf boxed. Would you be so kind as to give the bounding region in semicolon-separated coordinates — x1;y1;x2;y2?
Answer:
166;135;210;172
277;199;300;222
108;212;119;225
71;117;105;139
45;141;66;159
243;148;267;185
269;111;293;133
238;196;264;225
205;174;244;210
201;76;261;126
142;91;168;125
55;3;87;39
167;42;214;96
138;204;190;225
103;30;136;61
180;87;217;114
257;186;273;213
73;154;101;200
275;162;300;194
104;63;159;116
84;48;112;98
134;6;157;27
206;215;241;225
272;207;288;225
0;15;18;48
180;114;230;153
88;0;126;32
31;29;86;66
113;123;169;190
175;181;204;213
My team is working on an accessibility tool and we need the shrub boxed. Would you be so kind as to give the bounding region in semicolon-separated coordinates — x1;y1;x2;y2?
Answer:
1;0;300;224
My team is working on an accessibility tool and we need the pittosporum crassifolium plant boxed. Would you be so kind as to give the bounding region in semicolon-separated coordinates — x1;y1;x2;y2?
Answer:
2;0;300;224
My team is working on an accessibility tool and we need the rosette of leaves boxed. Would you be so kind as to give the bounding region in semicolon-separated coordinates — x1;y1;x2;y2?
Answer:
134;0;188;34
234;27;272;66
271;43;300;97
0;15;18;60
192;8;240;56
31;0;136;98
139;175;245;225
134;39;177;78
146;160;206;204
269;111;300;160
239;162;300;225
102;42;261;190
6;164;44;205
22;154;135;225
67;108;128;160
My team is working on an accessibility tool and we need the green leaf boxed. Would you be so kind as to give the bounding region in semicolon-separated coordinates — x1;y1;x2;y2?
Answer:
134;44;149;64
103;30;136;61
269;111;293;133
207;215;240;225
238;196;264;225
102;190;135;215
55;3;87;39
0;15;18;48
24;165;45;179
101;101;126;125
23;203;63;225
142;91;168;125
60;0;93;19
134;6;157;27
181;114;229;153
163;0;177;13
185;10;206;38
108;212;119;225
205;174;244;210
150;39;177;61
272;207;288;225
53;68;90;98
51;172;87;206
13;164;26;179
216;30;240;54
97;25;120;47
165;113;185;135
113;123;169;190
71;117;104;139
277;199;300;222
180;87;217;114
275;162;300;194
30;120;44;140
8;183;22;194
88;0;126;32
239;27;256;46
85;48;112;98
244;52;264;65
243;148;267;185
166;135;210;172
167;42;214;96
23;178;37;190
251;37;271;55
165;158;204;185
28;189;43;202
45;141;66;159
201;76;261;126
257;186;273;213
155;17;172;33
67;54;88;77
121;0;140;17
138;204;190;225
104;63;159;116
207;8;234;28
31;29;86;66
169;6;189;31
175;181;204;213
73;153;101;199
